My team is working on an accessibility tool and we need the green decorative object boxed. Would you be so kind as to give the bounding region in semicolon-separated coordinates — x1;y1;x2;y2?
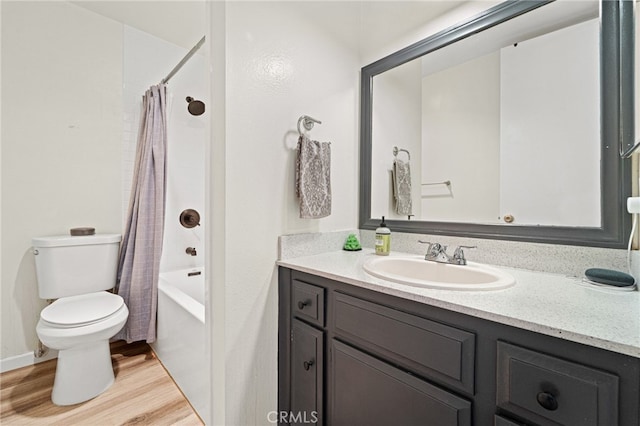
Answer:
343;234;362;251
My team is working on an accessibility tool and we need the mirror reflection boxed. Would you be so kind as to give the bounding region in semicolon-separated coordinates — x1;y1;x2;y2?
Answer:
370;1;601;227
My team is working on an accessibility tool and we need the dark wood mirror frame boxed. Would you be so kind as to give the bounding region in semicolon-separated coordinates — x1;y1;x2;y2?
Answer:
359;0;634;248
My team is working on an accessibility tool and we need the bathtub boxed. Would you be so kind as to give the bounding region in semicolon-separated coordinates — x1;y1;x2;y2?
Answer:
152;268;208;423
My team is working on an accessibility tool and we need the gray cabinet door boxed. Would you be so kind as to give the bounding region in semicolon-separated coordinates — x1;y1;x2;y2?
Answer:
330;340;471;426
291;319;323;425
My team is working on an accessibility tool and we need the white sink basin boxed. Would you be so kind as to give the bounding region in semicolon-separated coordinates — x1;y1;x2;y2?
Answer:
363;256;515;291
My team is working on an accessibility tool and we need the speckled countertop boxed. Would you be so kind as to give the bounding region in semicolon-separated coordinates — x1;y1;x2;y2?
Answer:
278;249;640;358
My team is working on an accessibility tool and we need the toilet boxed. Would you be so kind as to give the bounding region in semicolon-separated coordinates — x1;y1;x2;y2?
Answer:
32;233;129;406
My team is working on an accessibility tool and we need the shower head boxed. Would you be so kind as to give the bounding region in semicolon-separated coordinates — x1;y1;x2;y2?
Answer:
186;96;205;116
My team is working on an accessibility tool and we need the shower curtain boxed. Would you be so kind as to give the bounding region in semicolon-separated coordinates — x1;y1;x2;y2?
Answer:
115;84;167;343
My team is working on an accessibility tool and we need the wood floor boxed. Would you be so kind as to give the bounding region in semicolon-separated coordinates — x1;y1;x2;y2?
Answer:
0;341;204;425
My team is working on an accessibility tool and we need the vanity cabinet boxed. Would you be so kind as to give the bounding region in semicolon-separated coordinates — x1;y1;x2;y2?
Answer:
278;267;640;426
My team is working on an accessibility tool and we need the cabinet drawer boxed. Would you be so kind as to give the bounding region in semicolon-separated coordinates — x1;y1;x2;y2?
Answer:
333;292;475;394
496;341;619;426
331;340;471;426
291;320;323;425
494;415;525;426
292;280;325;327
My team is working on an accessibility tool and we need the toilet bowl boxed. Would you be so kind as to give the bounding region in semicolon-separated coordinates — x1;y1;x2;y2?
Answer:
36;291;129;406
32;233;127;406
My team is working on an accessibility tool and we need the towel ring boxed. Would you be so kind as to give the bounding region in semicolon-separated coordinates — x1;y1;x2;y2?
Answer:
393;146;411;161
297;115;322;136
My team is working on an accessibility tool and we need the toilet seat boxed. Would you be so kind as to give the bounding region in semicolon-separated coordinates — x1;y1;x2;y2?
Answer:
41;292;124;328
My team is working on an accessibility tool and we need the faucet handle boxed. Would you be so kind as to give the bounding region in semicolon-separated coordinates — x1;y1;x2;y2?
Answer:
452;245;476;265
419;240;447;258
418;240;435;251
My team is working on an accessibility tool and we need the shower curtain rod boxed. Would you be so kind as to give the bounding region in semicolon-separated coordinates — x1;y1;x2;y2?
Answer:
161;35;206;84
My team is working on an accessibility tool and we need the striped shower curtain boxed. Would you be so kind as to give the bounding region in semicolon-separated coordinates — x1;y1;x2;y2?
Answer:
115;84;167;343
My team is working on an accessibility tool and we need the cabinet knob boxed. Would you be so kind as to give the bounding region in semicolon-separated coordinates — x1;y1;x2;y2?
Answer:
297;300;310;310
303;359;315;371
537;391;558;411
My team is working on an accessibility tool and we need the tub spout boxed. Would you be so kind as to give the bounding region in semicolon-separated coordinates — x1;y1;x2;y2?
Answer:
186;247;197;256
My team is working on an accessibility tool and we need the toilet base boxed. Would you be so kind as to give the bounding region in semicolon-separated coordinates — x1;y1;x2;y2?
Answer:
51;340;115;406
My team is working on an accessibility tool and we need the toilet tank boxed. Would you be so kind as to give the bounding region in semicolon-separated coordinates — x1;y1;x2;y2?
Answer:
32;234;122;299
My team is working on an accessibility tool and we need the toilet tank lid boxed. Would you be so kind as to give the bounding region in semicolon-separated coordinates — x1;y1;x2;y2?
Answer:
32;234;121;248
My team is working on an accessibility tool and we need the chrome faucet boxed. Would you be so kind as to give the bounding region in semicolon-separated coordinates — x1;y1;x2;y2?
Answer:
186;247;197;256
418;241;476;265
419;241;450;263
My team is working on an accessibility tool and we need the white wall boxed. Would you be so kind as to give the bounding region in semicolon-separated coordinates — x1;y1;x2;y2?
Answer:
500;19;600;227
421;52;501;223
371;61;422;220
219;2;359;424
1;2;122;360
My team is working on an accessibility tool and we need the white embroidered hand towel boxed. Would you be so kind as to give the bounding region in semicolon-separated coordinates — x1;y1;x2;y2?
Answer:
295;135;331;219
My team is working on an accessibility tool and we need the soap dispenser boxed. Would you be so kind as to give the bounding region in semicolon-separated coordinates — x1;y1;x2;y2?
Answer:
375;216;391;256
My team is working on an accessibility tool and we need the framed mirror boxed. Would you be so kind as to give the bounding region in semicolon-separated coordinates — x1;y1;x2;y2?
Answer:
359;0;634;248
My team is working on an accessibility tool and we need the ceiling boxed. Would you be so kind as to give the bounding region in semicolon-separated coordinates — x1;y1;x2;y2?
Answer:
72;0;466;60
71;1;206;49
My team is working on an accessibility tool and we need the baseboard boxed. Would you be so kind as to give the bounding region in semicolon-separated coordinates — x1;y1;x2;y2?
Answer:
0;349;58;373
